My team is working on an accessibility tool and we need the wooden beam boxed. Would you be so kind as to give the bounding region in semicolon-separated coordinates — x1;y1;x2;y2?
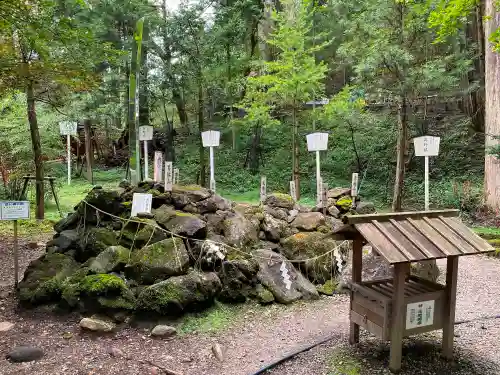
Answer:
389;262;410;373
349;238;363;345
442;256;459;360
84;119;93;184
344;209;459;225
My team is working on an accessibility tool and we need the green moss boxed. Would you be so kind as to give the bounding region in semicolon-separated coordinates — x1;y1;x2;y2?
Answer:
175;211;196;218
122;201;132;207
256;288;274;304
97;296;135;310
182;184;204;191
336;196;353;210
327;348;361;375
79;274;127;295
487;238;500;246
317;225;331;234
272;193;293;202
137;281;186;313
148;189;161;196
317;279;337;296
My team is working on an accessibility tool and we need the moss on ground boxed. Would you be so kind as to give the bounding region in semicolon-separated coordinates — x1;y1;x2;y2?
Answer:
79;274;127;295
178;302;241;335
327;348;362;375
336;196;353;211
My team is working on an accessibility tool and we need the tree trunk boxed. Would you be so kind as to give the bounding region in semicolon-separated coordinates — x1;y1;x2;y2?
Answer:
198;83;206;187
84;119;93;184
26;81;44;220
292;106;300;201
392;96;408;212
484;0;500;210
128;26;139;184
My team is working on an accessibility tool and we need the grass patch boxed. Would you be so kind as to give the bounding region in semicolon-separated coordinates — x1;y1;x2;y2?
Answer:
177;302;242;335
327;347;362;375
473;226;500;240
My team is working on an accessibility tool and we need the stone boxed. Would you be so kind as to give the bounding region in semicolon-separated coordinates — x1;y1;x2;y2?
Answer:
291;212;325;231
78;227;118;262
287;209;299;223
355;201;376;214
262;213;289;242
77;189;124;224
252;249;319;304
151;325;177;337
171;185;211;209
0;321;14;332
45;229;79;253
254;284;275;304
6;346;44;363
126;238;190;284
316;279;337;296
327;205;341;218
80;317;116;332
197;195;231;214
155;206;207;239
264;193;295;210
218;260;258;302
137;271;222;315
339;248;392;291
281;232;348;284
54;211;80;233
221;214;258;247
411;260;440;282
18;253;79;305
327;187;351;199
89;246;131;274
294;204;312;213
325;217;343;232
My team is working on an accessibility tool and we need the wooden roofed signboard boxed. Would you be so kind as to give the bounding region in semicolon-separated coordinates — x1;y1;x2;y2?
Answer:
337;209;494;264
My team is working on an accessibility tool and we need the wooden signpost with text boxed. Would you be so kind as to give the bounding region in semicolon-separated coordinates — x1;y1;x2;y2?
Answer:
333;209;495;373
59;121;78;185
1;201;30;287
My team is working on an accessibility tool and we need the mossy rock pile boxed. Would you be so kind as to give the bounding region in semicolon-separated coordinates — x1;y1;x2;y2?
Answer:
18;183;374;319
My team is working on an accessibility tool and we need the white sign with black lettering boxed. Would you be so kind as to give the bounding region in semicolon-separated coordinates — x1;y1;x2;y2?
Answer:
130;193;152;218
351;173;359;197
260;176;267;203
290;181;297;202
0;201;30;220
164;161;173;191
139;125;154;141
59;121;77;136
406;300;435;330
154;152;163;182
210;179;216;193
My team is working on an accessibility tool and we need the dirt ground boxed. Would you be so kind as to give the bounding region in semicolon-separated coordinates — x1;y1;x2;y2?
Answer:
1;237;500;375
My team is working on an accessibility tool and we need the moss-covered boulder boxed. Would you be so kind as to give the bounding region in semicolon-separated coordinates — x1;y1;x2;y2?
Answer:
196;194;231;214
46;229;80;253
119;219;167;249
264;193;295;210
125;238;189;284
78;227;118;262
54;211;80;233
18;253;79;305
171;185;211;209
336;196;353;211
316;279;338;296
355;201;376;214
77;188;124;224
281;232;346;284
88;246;131;274
262;213;289;242
221;214;259;247
291;212;325;231
252;249;319;304
217;260;259;303
136;271;221;315
327;187;351;199
254;284;275;305
154;205;207;239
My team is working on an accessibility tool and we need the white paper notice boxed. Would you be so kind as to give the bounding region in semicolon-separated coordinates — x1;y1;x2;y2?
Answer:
154;152;163;182
139;126;154;141
406;300;435;329
260;176;267;203
131;193;152;217
290;181;297;202
351;173;359;197
59;121;77;136
0;201;30;220
173;168;179;185
164;161;173;191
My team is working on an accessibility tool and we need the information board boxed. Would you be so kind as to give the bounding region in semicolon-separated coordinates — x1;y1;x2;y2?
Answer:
406;300;435;329
164;161;173;191
0;201;30;220
131;193;152;217
59;121;78;136
139;126;154;141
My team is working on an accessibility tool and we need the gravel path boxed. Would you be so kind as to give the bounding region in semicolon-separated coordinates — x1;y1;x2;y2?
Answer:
1;238;500;375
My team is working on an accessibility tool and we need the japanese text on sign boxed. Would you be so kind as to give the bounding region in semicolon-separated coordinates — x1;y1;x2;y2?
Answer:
406;300;434;329
260;176;267;203
154;152;163;182
165;162;173;191
59;121;78;136
131;193;152;217
139;126;154;141
0;201;30;220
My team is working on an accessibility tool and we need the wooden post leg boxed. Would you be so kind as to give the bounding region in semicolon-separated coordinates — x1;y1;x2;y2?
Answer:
19;177;30;200
389;262;410;373
442;256;458;360
349;238;363;344
49;179;63;218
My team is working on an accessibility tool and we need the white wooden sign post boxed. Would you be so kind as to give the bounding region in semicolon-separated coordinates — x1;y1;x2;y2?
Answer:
201;130;220;193
306;132;329;204
59;121;78;185
154;152;164;182
290;180;297;202
413;136;440;210
131;193;152;217
0;201;30;287
173;168;179;185
260;176;267;203
164;161;173;191
351;172;359;208
139;126;154;180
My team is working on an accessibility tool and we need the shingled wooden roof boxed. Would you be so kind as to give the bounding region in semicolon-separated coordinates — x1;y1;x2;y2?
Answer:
336;209;494;265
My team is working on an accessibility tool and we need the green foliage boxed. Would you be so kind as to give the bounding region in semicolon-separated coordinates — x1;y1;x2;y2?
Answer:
178;302;241;335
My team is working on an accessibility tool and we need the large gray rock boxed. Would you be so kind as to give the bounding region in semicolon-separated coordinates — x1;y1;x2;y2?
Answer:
137;271;221;314
355;201;376;214
197;195;231;214
126;238;189;284
77;188;124;224
47;229;79;252
252;249;319;304
171;185;211;209
339;247;391;290
54;211;80;233
6;346;44;362
264;193;295;210
262;213;289;242
281;232;348;283
291;212;325;231
327;187;351;199
221;214;258;247
411;260;440;282
151;325;177;337
89;246;131;274
218;260;259;302
155;206;207;239
78;227;118;261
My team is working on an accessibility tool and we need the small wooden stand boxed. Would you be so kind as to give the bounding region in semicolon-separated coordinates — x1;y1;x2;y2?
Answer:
19;176;63;217
335;209;494;373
